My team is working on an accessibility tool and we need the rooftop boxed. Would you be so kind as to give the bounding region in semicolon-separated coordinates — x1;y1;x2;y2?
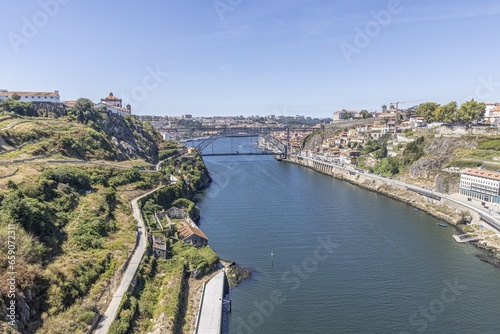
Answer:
101;92;121;101
463;168;500;181
178;223;208;241
0;90;59;97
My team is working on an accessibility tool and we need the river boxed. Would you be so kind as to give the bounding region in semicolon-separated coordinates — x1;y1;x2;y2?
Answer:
194;138;500;334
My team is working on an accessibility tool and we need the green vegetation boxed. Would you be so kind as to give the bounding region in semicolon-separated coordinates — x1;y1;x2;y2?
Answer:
172;198;200;222
415;99;486;123
158;140;181;160
0;98;159;162
112;241;219;334
477;137;500;151
0;102;216;333
0;163;169;333
367;135;427;176
109;150;216;333
158;153;211;191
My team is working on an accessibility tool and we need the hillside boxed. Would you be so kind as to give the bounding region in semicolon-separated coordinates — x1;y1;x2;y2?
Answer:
0;99;159;163
0;100;169;333
303;125;500;192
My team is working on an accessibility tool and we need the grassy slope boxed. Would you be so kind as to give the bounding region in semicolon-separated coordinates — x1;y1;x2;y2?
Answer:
0;111;167;333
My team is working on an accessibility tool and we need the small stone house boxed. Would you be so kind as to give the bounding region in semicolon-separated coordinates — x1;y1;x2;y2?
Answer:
178;224;209;247
151;234;168;259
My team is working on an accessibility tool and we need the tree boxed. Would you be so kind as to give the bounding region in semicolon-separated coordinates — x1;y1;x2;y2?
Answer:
457;99;486;123
435;101;458;123
360;110;372;119
0;98;35;116
69;98;99;124
11;93;21;101
415;102;440;122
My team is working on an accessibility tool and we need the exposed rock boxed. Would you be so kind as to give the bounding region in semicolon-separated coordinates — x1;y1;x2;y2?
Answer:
409;138;475;179
32;102;68;118
434;172;460;194
101;114;159;163
409;157;440;178
476;253;500;268
225;263;252;288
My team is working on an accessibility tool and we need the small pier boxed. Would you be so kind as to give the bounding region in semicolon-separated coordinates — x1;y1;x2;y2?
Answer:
194;271;227;334
453;234;482;243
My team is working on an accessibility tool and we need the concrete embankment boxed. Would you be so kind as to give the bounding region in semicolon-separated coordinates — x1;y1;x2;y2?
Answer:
285;155;500;268
194;271;228;334
285;156;484;228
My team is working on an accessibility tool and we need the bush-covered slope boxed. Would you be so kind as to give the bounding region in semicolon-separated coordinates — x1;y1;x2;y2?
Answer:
0;98;160;163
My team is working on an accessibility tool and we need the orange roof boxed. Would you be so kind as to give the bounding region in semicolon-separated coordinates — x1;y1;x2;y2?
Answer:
64;100;77;108
463;168;500;181
102;92;121;101
178;223;208;240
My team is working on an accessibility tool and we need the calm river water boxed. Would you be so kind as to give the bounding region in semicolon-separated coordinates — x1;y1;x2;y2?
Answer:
195;138;500;334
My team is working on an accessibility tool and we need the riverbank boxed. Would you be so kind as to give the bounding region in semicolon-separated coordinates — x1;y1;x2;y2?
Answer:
285;155;500;268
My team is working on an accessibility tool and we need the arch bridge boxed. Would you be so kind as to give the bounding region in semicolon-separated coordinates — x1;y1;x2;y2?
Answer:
194;127;290;157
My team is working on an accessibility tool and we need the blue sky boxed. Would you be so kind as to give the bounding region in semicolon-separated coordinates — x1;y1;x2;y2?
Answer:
1;0;500;117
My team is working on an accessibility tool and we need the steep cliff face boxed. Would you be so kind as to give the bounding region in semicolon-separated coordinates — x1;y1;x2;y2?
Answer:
409;138;475;179
32;102;68;118
0;112;160;163
101;114;159;163
434;172;461;194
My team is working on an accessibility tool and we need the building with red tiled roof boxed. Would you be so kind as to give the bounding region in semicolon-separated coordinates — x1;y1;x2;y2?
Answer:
151;234;168;259
460;168;500;203
95;92;131;116
178;223;208;247
101;92;122;107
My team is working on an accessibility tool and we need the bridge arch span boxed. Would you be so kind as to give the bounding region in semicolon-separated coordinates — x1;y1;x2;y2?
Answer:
194;128;289;157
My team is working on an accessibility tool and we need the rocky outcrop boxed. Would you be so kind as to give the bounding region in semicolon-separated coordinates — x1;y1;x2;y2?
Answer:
409;138;475;179
434;172;460;194
101;114;159;163
32;102;68;118
409;157;440;178
225;263;252;288
303;131;324;151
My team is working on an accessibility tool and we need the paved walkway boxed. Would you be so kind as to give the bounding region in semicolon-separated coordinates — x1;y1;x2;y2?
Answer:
93;187;163;334
195;271;226;334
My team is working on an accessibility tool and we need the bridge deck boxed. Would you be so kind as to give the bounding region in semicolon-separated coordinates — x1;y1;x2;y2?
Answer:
201;152;278;156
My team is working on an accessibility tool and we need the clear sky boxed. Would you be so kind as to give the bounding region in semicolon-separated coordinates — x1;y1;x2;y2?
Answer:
1;0;500;117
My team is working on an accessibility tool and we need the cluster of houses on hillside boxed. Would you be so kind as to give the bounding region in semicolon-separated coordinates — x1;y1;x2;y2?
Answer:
0;89;132;116
334;102;500;126
150;206;209;259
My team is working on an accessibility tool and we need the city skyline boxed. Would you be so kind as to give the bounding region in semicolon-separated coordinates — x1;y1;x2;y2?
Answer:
1;0;500;117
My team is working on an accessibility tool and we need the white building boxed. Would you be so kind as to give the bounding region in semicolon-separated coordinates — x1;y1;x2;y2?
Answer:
100;92;122;108
95;92;131;116
333;110;358;121
0;90;61;103
459;168;500;203
484;102;499;117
